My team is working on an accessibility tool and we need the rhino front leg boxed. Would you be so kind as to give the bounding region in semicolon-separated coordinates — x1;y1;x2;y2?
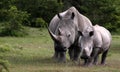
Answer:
73;46;81;62
101;50;108;65
89;47;100;66
83;59;89;66
59;52;66;63
68;47;74;60
93;54;99;65
52;51;59;60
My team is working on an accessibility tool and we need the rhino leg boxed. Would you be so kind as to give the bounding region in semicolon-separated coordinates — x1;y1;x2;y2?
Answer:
93;54;99;65
83;59;89;66
52;51;59;60
89;47;100;65
68;47;74;60
101;50;108;65
73;46;81;62
59;52;66;63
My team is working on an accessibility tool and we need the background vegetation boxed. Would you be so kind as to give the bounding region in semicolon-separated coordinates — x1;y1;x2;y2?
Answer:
0;0;120;72
0;0;120;36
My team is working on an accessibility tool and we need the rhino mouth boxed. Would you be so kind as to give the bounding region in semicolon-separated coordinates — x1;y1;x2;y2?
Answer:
81;55;90;59
55;47;67;52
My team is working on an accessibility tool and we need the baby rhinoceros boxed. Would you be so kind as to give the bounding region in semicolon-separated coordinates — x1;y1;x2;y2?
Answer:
78;25;112;66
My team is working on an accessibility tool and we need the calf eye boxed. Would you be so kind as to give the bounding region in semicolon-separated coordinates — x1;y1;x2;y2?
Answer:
67;34;70;37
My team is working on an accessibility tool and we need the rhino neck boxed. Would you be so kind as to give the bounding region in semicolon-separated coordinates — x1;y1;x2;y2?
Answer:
77;13;93;32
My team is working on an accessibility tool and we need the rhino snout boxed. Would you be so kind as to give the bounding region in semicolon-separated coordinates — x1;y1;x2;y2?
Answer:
81;49;90;59
55;47;67;52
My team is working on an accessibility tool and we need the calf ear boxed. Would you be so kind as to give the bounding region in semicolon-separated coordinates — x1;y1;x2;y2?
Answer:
71;12;75;19
57;13;62;20
89;31;94;37
78;31;83;36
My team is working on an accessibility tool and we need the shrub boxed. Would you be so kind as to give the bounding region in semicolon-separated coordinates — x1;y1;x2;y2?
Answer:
0;6;29;36
35;18;47;28
0;44;11;72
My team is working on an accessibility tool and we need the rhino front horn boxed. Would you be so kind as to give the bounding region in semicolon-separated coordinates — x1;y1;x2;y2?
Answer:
48;28;60;42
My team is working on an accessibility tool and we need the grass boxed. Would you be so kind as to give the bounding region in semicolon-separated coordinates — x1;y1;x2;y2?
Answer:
0;28;120;72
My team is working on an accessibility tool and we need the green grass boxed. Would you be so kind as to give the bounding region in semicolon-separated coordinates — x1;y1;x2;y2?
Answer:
0;28;120;72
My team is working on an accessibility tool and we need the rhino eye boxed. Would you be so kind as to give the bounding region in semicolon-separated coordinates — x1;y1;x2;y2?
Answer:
67;34;71;37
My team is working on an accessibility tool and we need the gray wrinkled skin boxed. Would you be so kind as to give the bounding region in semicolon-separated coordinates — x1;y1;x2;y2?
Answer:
78;25;112;66
48;6;93;62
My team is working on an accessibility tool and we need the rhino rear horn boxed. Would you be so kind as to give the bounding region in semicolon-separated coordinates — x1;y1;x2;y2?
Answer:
48;28;60;42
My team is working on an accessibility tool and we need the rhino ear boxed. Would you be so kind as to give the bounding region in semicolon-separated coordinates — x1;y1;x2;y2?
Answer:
89;31;94;37
78;31;83;36
71;12;75;19
57;13;62;20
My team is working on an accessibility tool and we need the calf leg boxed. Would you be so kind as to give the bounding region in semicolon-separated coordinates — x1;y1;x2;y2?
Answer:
93;54;99;65
90;47;100;65
101;50;108;65
83;59;88;66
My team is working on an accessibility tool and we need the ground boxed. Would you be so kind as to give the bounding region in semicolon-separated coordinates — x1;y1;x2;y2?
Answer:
0;28;120;72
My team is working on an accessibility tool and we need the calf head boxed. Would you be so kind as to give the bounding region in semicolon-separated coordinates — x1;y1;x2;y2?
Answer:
78;26;94;59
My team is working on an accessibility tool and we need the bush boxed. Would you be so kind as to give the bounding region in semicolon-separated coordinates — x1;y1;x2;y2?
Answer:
35;18;47;28
15;0;63;27
0;44;11;72
0;6;29;36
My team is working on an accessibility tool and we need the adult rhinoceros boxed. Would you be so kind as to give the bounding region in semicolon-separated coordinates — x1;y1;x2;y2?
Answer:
48;6;93;62
78;25;112;66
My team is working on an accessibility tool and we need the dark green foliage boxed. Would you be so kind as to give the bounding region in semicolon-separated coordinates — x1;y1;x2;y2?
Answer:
82;0;120;32
62;0;120;32
15;0;63;27
35;18;47;28
0;0;120;36
0;6;29;36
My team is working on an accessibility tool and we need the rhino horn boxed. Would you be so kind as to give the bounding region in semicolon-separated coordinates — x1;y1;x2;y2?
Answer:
48;28;60;42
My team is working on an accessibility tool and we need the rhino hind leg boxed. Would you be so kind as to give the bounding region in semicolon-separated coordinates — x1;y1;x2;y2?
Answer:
101;50;109;65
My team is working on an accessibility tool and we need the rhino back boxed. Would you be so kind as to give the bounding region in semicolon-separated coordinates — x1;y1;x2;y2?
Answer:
49;6;93;33
93;25;112;50
68;7;93;32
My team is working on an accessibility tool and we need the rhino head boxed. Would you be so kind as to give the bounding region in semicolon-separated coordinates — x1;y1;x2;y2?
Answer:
49;12;76;51
78;26;94;59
